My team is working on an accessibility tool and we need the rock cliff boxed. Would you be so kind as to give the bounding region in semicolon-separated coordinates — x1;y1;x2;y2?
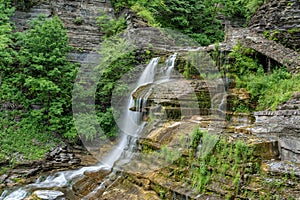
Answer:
5;1;300;199
249;0;300;50
11;0;112;64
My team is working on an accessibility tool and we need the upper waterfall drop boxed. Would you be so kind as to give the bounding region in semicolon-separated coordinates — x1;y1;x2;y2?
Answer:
137;57;160;86
156;53;177;82
165;53;177;79
118;57;160;134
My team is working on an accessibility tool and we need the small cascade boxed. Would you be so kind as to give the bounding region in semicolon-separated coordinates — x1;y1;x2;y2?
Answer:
0;189;26;200
165;53;177;79
134;87;153;122
218;93;227;115
157;53;177;81
119;57;159;134
137;57;160;85
114;53;178;167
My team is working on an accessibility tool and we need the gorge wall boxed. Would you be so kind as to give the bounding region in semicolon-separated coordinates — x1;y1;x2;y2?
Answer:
11;0;112;64
249;0;300;51
5;1;300;199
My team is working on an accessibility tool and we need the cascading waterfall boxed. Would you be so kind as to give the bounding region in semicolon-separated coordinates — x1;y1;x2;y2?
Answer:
163;53;177;81
118;57;159;134
0;54;177;200
114;54;177;168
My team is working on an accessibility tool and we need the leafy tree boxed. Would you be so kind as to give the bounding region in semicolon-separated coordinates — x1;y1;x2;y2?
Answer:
0;1;59;162
0;0;15;90
20;16;78;135
2;15;79;138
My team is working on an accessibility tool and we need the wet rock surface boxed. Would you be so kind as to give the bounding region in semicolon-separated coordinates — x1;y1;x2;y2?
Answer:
132;78;226;121
0;145;83;188
33;190;65;200
213;26;300;73
5;1;300;199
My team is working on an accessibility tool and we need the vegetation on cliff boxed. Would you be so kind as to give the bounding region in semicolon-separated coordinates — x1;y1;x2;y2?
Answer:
227;44;300;111
0;0;299;200
152;127;298;199
1;1;299;196
0;0;157;166
0;1;78;162
111;0;267;45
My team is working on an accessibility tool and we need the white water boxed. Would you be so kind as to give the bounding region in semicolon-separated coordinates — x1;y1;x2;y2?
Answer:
0;55;177;200
118;57;159;135
160;53;177;80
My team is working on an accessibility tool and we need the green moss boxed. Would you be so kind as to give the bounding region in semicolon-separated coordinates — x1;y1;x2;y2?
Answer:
74;16;83;25
152;184;169;199
287;28;300;34
97;10;127;38
0;167;8;176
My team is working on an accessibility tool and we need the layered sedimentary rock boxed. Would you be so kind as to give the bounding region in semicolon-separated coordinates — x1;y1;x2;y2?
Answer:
11;0;111;64
248;0;300;50
253;92;300;163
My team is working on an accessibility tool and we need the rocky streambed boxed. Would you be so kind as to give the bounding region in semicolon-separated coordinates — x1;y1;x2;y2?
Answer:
3;109;299;200
2;78;300;200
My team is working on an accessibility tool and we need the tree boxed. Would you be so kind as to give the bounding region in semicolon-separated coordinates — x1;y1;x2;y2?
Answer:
14;15;78;136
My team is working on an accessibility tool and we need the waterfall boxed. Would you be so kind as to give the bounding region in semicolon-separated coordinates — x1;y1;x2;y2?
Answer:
118;57;159;135
165;53;177;79
0;56;164;200
111;57;160;167
137;57;159;85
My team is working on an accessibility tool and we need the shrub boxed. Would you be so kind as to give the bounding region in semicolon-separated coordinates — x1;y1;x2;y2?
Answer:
97;11;126;38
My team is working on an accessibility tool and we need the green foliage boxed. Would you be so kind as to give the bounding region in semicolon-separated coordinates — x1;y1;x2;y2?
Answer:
221;0;267;21
154;0;225;45
0;7;78;163
228;44;261;75
131;2;161;27
0;0;15;78
190;133;258;196
97;11;127;38
190;127;203;150
227;44;300;111
263;30;281;41
111;0;165;16
74;16;83;25
238;68;300;110
0;111;56;162
111;0;266;46
14;15;78;135
160;145;181;164
97;107;118;139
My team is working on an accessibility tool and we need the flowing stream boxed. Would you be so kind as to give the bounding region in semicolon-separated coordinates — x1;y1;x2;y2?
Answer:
0;54;177;200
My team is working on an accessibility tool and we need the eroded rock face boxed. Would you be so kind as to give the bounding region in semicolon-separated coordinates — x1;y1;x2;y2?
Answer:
253;92;300;163
132;79;227;121
248;0;300;50
11;0;110;64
